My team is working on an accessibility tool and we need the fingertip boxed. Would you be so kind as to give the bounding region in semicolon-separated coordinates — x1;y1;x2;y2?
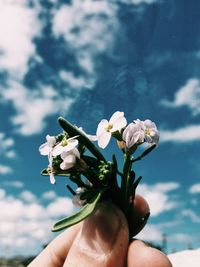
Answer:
63;202;129;267
129;195;150;236
127;240;172;267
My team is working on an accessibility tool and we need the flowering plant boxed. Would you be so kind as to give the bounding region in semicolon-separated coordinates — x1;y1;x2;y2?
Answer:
39;111;159;236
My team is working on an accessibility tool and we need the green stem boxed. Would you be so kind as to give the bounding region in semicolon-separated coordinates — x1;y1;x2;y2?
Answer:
121;153;132;211
58;117;106;162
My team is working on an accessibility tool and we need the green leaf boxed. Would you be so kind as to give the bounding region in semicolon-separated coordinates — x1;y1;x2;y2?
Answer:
131;144;156;163
81;155;100;169
130;176;142;196
41;168;71;177
58;117;106;162
41;168;48;175
52;190;103;232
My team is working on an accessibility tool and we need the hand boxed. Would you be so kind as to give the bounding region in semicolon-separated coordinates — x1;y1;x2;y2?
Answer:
28;195;172;267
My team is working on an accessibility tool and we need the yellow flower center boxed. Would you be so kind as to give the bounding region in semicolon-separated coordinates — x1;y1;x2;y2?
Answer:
47;166;55;174
105;123;113;132
145;128;151;136
62;138;68;146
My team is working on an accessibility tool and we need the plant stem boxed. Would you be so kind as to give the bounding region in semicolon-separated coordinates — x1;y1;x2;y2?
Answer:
121;153;131;212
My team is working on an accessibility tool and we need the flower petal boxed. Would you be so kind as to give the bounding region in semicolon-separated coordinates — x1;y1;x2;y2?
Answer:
73;148;80;159
60;160;75;170
46;135;56;147
39;143;50;155
50;173;56;184
63;154;76;163
111;116;127;132
96;119;108;137
123;123;145;148
97;131;111;149
52;143;64;156
87;134;98;141
144;119;156;129
62;139;78;153
109;111;124;125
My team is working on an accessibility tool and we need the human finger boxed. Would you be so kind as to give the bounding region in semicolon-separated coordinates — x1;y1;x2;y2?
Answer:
63;202;129;267
130;195;150;236
28;223;81;267
127;239;172;267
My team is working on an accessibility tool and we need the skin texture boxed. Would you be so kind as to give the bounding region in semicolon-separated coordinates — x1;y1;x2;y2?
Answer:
29;195;172;267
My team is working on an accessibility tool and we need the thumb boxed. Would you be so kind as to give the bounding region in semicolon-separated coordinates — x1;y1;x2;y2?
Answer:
63;202;129;267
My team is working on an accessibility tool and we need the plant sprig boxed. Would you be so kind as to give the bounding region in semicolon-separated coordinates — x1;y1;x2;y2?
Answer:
39;112;159;235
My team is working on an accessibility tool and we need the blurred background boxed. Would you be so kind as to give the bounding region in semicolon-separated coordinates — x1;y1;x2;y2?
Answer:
0;0;200;263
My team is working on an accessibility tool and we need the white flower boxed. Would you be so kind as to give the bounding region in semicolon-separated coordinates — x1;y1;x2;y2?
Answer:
122;119;159;148
96;111;127;149
134;119;159;144
72;187;86;207
39;135;57;184
122;123;145;148
52;136;79;157
39;135;56;156
60;148;80;170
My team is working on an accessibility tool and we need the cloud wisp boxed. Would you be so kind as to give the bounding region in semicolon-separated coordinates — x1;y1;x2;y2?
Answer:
160;125;200;143
161;79;200;116
189;183;200;194
52;0;119;81
1;82;74;135
0;132;15;158
0;0;42;79
181;209;200;223
137;182;180;217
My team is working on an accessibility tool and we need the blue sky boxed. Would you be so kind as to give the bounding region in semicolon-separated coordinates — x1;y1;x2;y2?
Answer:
0;0;200;257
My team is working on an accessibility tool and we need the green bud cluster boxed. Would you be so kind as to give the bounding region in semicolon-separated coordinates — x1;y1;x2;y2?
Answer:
98;160;113;182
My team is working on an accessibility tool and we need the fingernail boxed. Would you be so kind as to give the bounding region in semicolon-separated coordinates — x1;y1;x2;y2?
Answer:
76;203;120;255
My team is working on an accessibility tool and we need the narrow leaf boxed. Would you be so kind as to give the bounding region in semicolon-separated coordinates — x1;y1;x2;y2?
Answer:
52;190;103;232
58;117;106;162
132;144;156;163
41;168;71;177
130;176;142;196
41;168;48;175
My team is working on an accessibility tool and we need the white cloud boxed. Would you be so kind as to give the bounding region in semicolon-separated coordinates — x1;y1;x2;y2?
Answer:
42;190;57;200
160;125;200;143
5;150;16;159
0;132;16;158
47;197;74;218
137;182;180;216
115;0;157;4
161;79;200;116
189;184;200;194
52;0;119;84
1;82;74;135
0;165;12;175
0;0;42;79
19;190;37;203
0;1;63;136
59;70;95;90
136;224;163;242
0;188;75;256
169;233;194;244
181;209;200;223
3;180;24;188
151;182;180;192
